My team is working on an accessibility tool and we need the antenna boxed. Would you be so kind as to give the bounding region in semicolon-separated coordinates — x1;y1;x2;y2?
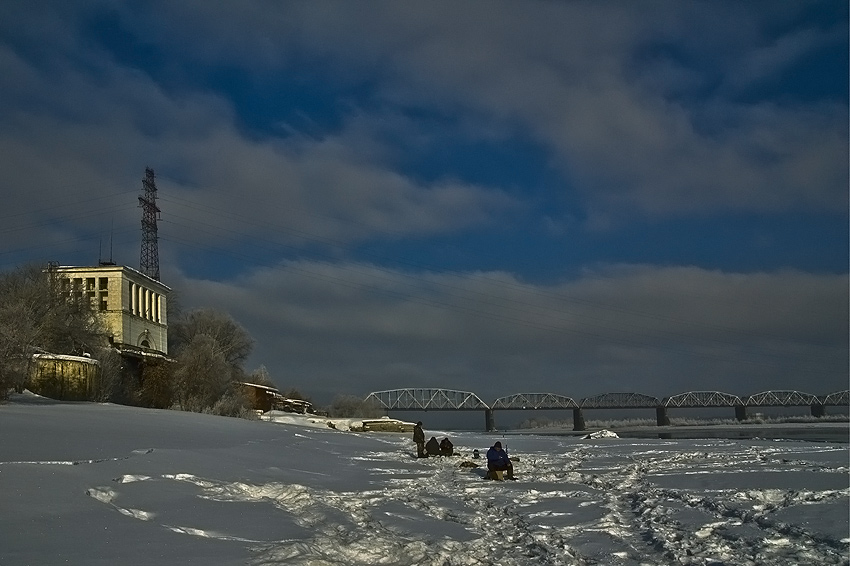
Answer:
138;167;161;280
99;221;116;266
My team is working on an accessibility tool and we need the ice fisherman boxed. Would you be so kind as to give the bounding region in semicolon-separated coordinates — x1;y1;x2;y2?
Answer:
486;441;514;479
425;436;441;457
413;421;426;458
439;437;453;456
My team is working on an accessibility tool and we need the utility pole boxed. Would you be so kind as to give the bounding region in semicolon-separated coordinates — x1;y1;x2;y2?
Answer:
138;167;161;281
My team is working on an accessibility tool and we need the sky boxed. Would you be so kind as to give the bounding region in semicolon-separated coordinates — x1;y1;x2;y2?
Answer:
1;394;848;565
0;1;847;406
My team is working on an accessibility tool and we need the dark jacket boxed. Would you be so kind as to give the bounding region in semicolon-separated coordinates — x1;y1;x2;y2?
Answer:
425;437;441;456
486;446;511;469
413;424;425;444
439;438;453;456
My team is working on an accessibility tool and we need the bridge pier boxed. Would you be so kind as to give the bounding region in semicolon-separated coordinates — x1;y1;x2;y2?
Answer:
656;407;669;426
572;408;585;431
485;409;495;432
735;406;747;421
811;403;825;418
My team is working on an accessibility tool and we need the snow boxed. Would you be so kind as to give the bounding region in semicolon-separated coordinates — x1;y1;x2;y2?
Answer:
581;429;619;439
1;393;848;565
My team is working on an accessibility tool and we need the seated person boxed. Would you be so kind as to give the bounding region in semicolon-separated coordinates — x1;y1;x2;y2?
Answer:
439;437;453;456
486;441;514;479
425;436;441;457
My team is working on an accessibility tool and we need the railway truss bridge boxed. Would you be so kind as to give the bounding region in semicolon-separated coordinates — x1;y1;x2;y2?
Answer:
363;388;849;432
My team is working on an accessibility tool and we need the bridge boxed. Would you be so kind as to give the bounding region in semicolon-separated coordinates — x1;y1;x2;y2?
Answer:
363;388;850;432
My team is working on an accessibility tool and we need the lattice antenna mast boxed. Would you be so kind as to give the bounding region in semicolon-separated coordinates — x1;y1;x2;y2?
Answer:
138;167;161;281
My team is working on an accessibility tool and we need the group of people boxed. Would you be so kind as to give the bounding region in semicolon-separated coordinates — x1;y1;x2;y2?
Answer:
412;422;514;479
413;421;453;457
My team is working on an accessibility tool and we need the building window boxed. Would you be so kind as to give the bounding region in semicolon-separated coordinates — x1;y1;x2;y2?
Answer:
99;277;108;290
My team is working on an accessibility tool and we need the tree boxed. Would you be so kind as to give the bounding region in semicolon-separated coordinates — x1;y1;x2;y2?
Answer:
328;395;383;418
172;334;231;411
0;264;108;397
247;365;277;388
168;308;254;413
136;359;173;409
169;309;253;369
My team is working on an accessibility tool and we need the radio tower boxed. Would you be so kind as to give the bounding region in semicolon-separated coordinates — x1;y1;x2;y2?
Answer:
138;167;161;281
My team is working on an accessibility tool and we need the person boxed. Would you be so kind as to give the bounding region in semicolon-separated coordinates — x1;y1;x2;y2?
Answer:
413;421;425;458
472;449;480;459
486;441;514;479
425;436;441;457
439;437;453;456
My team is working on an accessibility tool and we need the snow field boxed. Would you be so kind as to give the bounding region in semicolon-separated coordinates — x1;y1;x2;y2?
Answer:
1;398;847;565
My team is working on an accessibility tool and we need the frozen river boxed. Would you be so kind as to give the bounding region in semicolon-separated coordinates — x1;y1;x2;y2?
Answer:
1;396;848;565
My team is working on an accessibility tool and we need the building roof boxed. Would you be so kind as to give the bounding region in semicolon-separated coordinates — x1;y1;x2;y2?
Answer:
54;264;171;291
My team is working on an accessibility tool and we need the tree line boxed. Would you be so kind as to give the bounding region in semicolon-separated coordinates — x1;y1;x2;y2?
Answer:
0;263;377;418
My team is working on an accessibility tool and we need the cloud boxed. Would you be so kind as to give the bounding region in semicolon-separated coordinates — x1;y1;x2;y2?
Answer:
171;261;848;404
0;12;521;266
104;1;848;224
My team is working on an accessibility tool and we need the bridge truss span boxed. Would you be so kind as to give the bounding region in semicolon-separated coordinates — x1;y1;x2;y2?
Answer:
745;390;820;407
491;393;578;410
580;392;660;409
663;391;744;408
822;390;849;406
365;388;489;411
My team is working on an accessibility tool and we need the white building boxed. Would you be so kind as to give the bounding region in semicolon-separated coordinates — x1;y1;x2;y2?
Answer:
52;264;170;358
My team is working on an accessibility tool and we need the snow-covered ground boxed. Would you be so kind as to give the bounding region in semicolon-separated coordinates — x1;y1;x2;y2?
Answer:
1;393;848;565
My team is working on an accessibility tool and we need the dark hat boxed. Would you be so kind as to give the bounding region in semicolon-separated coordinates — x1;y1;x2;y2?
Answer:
416;421;422;425
494;441;502;448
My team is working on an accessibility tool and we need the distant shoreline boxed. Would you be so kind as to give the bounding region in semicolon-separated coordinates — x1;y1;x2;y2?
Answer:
507;421;850;443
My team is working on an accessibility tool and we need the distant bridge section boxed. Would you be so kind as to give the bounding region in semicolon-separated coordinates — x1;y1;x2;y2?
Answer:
581;393;661;408
365;388;488;410
822;390;849;406
365;388;849;432
742;390;849;419
662;391;744;407
745;390;819;407
365;388;492;429
492;393;578;410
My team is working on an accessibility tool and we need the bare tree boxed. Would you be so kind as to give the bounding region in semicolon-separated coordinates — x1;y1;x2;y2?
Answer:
248;365;277;388
168;308;254;413
169;309;253;369
328;395;384;418
172;334;231;411
0;264;107;397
